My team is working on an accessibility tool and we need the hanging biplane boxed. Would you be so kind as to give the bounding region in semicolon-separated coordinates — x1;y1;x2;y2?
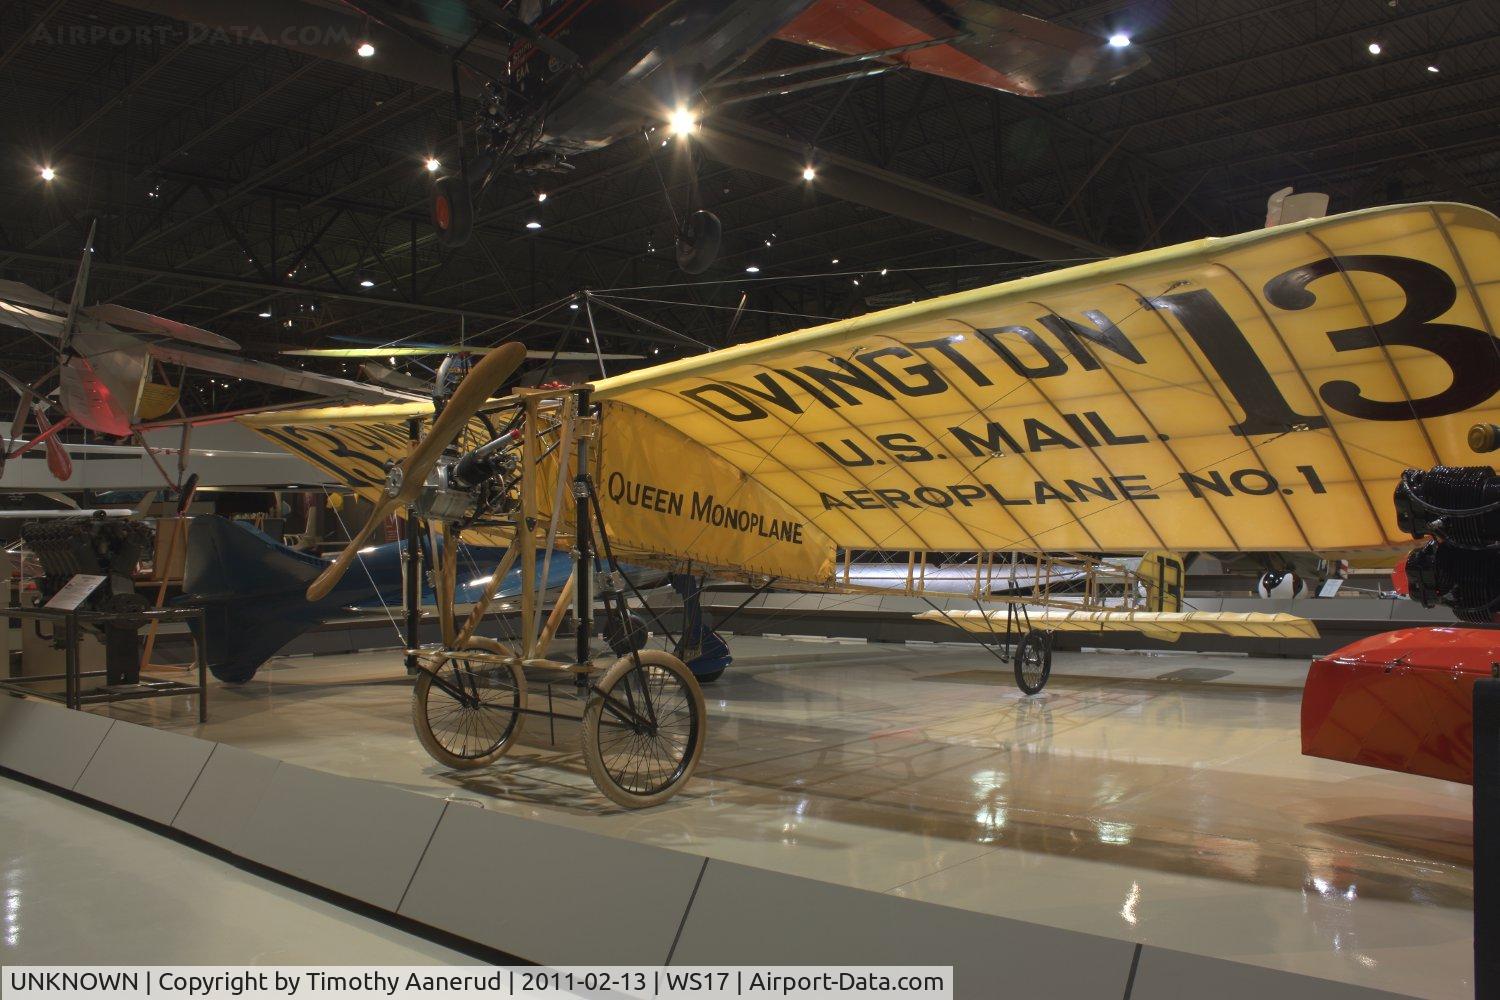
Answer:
0;224;420;489
338;0;1148;271
234;201;1500;807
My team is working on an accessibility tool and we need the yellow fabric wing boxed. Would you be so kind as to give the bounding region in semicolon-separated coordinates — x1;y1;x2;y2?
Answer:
593;202;1500;556
242;202;1500;583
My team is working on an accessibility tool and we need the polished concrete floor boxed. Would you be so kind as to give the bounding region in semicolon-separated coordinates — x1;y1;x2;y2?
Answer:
89;636;1469;998
0;777;469;963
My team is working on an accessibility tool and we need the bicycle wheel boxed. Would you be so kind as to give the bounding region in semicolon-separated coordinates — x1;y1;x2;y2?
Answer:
412;640;526;768
1013;629;1052;695
582;650;705;808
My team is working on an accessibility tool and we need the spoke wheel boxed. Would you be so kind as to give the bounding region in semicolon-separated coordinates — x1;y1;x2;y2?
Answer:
583;650;705;808
412;641;526;769
1014;629;1053;696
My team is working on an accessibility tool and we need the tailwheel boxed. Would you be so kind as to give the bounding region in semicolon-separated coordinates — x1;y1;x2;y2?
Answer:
1013;629;1053;696
582;650;705;808
412;640;526;768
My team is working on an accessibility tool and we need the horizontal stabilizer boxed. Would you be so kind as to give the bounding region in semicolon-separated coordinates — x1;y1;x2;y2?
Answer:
916;608;1319;643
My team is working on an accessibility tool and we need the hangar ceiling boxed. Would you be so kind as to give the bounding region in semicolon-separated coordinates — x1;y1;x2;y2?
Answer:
0;0;1496;412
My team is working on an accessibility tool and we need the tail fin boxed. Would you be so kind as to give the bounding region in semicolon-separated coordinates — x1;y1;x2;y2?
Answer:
1139;550;1185;612
180;515;383;683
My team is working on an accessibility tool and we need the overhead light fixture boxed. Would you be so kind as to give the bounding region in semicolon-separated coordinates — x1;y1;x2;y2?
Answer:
745;265;760;273
357;41;375;58
525;220;542;229
257;310;272;318
1368;41;1382;55
652;347;659;355
1108;33;1131;48
40;166;55;181
802;166;816;182
880;268;888;276
569;302;579;310
360;279;375;288
425;157;440;172
830;258;839;264
668;105;698;137
536;191;548;203
1428;64;1440;73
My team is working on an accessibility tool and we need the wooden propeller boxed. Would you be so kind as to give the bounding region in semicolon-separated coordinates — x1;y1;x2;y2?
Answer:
306;342;527;602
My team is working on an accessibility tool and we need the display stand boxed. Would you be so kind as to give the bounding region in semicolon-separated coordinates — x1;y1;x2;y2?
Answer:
0;606;208;722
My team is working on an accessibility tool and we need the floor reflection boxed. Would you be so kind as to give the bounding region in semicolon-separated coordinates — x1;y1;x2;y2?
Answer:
106;635;1471;998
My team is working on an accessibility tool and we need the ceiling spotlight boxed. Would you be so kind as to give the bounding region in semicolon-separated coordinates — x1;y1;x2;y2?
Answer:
1108;33;1131;48
668;105;698;137
425;157;440;172
525;220;542;230
1368;41;1382;55
360;279;375;288
569;302;579;310
257;310;272;318
40;166;55;181
652;347;660;355
745;265;760;273
357;41;375;58
802;166;816;182
1427;64;1440;73
536;191;548;203
880;268;888;276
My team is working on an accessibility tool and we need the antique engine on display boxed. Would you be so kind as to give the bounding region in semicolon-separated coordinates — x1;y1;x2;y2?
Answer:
1394;464;1500;623
20;513;153;685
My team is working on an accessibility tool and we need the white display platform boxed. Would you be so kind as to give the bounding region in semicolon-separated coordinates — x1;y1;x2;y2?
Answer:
0;697;1409;999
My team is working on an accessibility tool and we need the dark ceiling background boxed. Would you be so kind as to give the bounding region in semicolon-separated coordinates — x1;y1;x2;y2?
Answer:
0;0;1494;412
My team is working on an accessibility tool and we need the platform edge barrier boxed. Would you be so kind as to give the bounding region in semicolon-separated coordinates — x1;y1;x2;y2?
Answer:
398;802;705;966
1129;944;1412;999
72;719;216;825
234;761;447;912
0;695;114;788
670;860;1137;1000
171;742;283;853
0;710;1450;995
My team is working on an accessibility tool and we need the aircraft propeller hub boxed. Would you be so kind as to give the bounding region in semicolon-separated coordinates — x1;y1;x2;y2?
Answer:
384;465;404;498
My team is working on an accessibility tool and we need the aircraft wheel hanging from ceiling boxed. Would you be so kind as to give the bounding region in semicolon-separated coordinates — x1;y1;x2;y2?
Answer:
431;174;475;249
675;209;722;274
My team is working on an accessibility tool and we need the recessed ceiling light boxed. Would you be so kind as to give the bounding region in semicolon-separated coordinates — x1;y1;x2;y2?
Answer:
357;41;375;58
745;265;760;273
525;220;542;229
1108;33;1131;48
40;166;55;181
257;311;271;318
1427;64;1440;73
360;279;375;288
802;166;816;181
425;157;440;172
569;303;579;310
830;258;839;264
668;106;698;136
536;191;547;202
880;268;888;276
1368;41;1382;55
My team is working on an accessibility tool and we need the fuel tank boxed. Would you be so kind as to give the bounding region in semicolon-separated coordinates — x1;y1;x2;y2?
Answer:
1301;626;1500;784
